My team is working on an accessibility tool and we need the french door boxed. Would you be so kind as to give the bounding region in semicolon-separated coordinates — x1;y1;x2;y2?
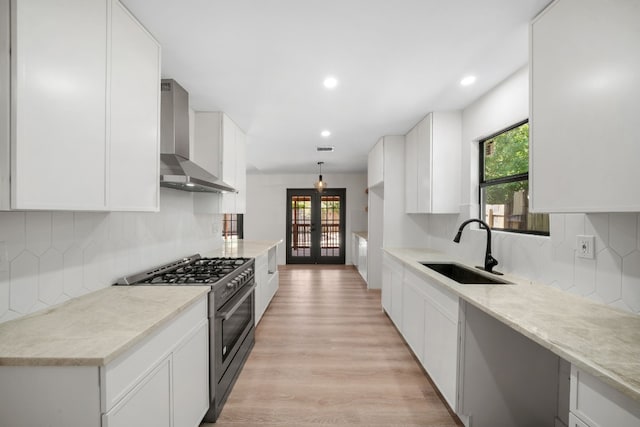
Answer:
286;188;346;264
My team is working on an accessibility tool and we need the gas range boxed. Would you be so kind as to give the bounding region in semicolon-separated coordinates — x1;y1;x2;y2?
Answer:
114;253;256;423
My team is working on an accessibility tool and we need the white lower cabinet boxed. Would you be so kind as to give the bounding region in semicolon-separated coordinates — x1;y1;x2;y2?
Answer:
382;254;404;329
402;268;459;409
401;272;425;362
101;298;209;427
569;365;640;427
255;253;267;323
351;233;368;283
0;296;208;427
172;322;210;427
254;247;279;324
383;258;459;410
383;253;640;425
381;255;393;314
357;237;368;282
419;272;459;409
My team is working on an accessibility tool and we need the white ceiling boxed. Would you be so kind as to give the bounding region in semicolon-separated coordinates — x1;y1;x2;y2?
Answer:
121;0;551;174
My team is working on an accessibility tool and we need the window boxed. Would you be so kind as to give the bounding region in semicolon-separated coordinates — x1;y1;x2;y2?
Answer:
222;214;243;240
479;120;549;235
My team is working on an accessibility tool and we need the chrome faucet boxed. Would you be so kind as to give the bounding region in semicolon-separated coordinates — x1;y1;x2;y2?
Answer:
453;219;501;275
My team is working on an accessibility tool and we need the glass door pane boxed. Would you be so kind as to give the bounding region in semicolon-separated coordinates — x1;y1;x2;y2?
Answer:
290;195;312;258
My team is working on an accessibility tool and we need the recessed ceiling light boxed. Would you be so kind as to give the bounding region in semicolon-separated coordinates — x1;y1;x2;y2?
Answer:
460;75;477;86
323;76;338;89
321;130;331;137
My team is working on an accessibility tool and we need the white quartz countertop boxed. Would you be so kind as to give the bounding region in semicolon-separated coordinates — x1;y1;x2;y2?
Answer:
384;247;640;403
204;239;282;258
0;286;208;367
353;231;368;241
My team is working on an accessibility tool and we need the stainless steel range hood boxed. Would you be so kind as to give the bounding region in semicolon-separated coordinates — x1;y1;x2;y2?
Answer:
160;79;235;193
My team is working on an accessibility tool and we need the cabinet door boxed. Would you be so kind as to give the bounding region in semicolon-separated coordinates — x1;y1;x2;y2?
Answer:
390;264;403;330
193;111;223;178
221;113;237;186
422;284;458;408
220;114;238;213
352;235;359;268
357;238;367;281
109;0;160;211
401;274;424;362
254;253;268;323
266;270;279;306
430;111;461;213
530;0;640;212
404;125;418;213
13;0;107;210
381;257;393;313
234;128;246;213
416;114;432;212
367;138;383;188
173;321;209;427
102;359;171;427
570;365;640;427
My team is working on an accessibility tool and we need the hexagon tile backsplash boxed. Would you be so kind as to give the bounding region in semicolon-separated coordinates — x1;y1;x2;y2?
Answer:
2;196;640;323
426;212;640;315
0;190;224;323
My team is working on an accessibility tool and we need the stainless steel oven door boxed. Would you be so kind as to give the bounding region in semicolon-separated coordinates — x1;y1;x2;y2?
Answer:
213;282;255;404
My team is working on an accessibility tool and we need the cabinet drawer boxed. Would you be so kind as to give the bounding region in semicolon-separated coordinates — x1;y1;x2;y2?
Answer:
100;296;207;412
570;365;640;427
102;359;171;427
405;268;458;323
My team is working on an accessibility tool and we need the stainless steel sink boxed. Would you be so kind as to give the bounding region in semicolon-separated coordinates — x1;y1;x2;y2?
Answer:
420;262;511;285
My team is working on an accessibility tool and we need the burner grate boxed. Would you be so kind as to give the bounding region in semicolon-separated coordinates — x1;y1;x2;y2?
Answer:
138;257;251;285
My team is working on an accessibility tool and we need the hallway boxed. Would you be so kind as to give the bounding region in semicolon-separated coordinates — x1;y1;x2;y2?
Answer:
207;265;462;426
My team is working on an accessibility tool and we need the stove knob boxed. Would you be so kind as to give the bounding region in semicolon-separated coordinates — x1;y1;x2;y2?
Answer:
226;282;234;289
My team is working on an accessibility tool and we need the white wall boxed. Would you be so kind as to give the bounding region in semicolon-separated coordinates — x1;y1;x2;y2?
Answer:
424;66;640;314
244;172;368;266
0;189;224;323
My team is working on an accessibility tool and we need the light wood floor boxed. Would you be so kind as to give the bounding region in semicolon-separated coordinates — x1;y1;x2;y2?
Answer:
204;265;462;427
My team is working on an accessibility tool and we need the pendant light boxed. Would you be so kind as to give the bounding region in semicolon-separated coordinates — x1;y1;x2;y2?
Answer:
314;161;327;193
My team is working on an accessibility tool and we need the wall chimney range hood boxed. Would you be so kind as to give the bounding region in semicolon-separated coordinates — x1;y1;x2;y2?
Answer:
160;79;235;193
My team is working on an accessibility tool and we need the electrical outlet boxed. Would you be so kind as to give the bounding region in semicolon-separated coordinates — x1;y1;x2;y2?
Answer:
577;235;595;259
0;241;7;272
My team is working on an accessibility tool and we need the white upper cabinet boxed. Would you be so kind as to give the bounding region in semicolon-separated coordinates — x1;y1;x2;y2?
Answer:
221;113;237;188
11;0;108;210
530;0;640;213
5;0;160;211
404;126;418;212
233;128;247;214
109;0;160;211
367;137;384;188
193;111;246;214
405;112;461;214
193;111;223;178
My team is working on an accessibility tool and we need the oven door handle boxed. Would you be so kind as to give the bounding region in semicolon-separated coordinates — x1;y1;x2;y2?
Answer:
216;284;256;321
